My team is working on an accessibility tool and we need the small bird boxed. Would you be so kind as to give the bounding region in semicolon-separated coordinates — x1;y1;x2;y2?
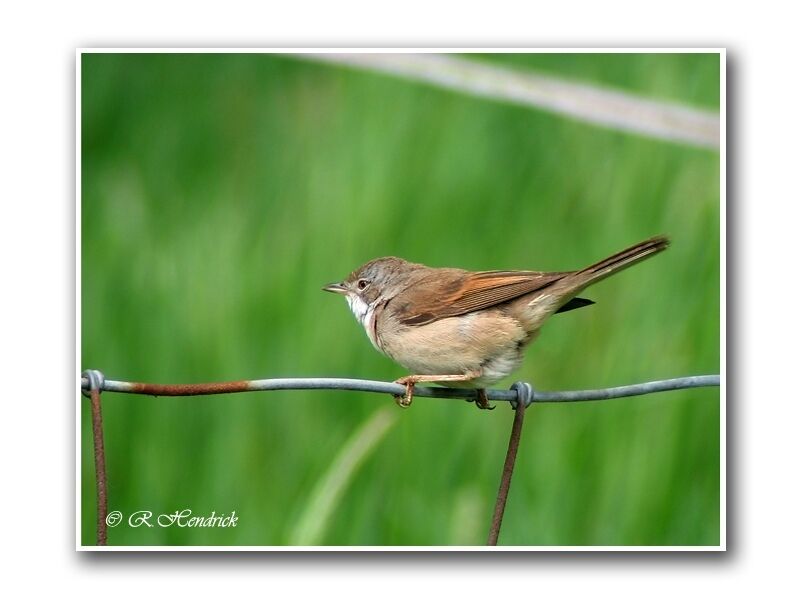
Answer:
324;236;669;409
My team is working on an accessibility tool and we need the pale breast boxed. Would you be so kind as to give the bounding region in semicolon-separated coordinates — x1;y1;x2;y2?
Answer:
376;307;527;384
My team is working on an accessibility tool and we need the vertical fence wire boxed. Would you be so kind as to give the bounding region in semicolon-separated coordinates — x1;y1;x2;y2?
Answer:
487;381;532;545
84;370;108;546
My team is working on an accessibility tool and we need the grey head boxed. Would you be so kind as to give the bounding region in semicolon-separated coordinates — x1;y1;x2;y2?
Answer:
322;256;420;306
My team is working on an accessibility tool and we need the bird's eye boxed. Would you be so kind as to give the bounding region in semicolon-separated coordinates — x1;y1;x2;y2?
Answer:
357;279;369;290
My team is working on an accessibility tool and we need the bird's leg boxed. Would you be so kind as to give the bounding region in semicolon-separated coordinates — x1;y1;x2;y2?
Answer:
393;371;481;408
475;388;495;411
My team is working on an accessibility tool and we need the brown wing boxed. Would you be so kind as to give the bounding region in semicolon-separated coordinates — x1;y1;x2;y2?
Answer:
391;269;571;326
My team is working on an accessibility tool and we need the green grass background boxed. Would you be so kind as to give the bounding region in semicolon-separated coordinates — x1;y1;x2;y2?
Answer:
80;53;721;546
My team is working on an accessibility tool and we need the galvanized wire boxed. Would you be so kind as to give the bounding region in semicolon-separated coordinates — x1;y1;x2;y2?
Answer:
79;373;720;403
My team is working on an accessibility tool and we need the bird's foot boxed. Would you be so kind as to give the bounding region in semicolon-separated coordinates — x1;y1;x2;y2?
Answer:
393;376;416;408
393;372;486;409
475;388;495;410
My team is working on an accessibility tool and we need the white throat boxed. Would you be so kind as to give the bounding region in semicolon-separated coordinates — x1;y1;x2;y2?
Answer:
347;295;380;350
347;294;372;326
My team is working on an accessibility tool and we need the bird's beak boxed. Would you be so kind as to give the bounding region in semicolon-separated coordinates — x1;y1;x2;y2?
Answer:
322;282;348;295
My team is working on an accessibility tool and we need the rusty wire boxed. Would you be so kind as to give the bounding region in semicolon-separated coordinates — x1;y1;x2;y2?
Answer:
488;381;532;545
82;370;108;546
79;370;719;546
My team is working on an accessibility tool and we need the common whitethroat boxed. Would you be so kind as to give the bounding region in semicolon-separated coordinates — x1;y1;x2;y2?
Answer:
324;236;669;409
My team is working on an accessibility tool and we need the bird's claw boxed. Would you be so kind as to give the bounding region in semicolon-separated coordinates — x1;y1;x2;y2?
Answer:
475;389;495;410
393;379;415;408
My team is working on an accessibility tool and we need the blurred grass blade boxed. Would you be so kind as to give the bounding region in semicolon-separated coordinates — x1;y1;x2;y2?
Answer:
448;486;485;545
298;53;720;149
290;406;398;545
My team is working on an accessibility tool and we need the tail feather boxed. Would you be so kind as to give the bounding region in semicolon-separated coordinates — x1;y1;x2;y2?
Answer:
576;235;669;287
555;297;595;314
517;235;669;331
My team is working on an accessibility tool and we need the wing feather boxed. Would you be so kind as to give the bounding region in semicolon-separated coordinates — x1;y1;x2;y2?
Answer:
394;269;570;326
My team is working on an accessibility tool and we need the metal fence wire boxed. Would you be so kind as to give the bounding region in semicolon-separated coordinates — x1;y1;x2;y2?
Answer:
80;370;720;547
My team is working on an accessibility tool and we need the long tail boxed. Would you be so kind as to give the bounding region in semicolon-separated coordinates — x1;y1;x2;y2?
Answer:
575;235;669;287
553;235;670;304
521;235;670;326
